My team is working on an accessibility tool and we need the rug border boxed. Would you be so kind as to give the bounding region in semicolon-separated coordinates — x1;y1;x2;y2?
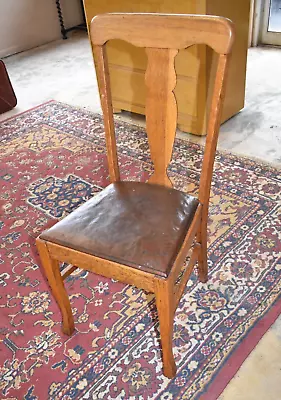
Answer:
200;294;281;400
0;100;55;123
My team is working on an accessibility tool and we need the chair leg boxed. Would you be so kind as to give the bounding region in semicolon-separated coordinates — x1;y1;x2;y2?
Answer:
36;238;74;335
154;279;177;378
197;213;208;283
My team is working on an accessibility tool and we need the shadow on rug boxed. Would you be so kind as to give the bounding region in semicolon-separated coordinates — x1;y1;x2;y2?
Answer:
0;101;280;400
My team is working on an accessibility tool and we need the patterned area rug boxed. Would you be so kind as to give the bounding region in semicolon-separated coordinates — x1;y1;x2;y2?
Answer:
0;101;280;400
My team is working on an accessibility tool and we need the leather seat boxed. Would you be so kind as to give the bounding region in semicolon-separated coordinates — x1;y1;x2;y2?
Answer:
40;181;199;278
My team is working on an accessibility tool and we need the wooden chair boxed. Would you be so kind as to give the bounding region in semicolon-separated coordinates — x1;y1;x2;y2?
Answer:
36;13;234;378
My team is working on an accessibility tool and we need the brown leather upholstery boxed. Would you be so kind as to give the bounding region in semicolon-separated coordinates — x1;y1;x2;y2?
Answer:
40;182;199;277
0;61;17;114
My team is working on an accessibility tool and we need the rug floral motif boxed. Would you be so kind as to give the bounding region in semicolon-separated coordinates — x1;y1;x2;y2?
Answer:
0;101;280;400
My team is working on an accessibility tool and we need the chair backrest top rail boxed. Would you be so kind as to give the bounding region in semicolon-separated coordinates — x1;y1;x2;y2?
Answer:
91;13;234;55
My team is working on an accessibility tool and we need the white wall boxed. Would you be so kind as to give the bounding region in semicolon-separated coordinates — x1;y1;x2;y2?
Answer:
0;0;83;58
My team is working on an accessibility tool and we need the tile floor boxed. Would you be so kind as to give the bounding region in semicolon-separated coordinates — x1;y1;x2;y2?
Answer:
1;32;281;399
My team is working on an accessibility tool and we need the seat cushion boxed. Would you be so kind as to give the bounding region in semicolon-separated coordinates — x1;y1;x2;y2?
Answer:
40;182;199;278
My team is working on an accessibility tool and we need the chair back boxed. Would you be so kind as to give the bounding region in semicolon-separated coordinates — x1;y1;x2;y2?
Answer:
90;13;234;203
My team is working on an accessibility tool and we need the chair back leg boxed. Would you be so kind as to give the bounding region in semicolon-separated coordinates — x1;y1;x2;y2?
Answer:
197;207;208;283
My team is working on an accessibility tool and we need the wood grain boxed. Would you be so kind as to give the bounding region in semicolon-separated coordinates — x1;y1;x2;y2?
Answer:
198;54;229;283
91;13;234;54
36;239;74;335
154;278;177;378
145;48;178;187
174;248;198;310
93;44;120;182
47;242;155;293
169;204;202;284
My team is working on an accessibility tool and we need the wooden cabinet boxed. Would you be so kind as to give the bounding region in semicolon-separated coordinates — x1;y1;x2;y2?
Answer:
84;0;250;135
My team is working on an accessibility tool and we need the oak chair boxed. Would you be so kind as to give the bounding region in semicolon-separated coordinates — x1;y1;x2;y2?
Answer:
36;13;234;378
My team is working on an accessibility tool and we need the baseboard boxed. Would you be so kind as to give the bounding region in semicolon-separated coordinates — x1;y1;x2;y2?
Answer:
0;44;25;59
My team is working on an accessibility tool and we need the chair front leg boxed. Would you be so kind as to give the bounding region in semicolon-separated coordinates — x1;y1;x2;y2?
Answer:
154;278;176;378
36;238;74;335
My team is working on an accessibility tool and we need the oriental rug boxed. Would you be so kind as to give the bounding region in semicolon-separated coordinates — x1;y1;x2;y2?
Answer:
0;101;280;400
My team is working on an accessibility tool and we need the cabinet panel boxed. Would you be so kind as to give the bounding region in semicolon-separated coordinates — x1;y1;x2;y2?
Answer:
85;0;250;135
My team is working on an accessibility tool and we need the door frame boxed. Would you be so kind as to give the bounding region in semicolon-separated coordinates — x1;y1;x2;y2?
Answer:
260;0;281;45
